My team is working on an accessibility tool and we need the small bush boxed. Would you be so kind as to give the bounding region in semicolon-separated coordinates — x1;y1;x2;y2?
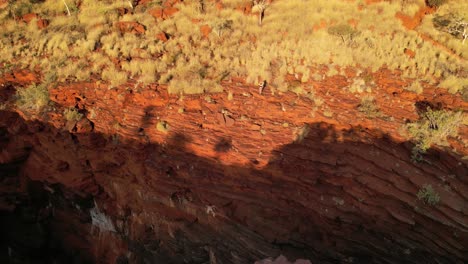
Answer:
15;83;49;112
433;14;468;44
63;108;83;121
406;108;465;155
156;121;169;133
433;14;453;29
327;24;358;44
417;184;440;205
426;0;447;8
358;96;382;118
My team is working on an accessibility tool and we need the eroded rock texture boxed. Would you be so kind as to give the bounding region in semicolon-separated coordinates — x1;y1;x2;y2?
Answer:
0;74;467;263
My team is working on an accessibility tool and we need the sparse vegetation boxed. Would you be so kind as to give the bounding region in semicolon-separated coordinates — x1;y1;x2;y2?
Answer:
323;108;334;117
406;108;465;158
63;108;83;121
15;83;49;112
417;184;440;205
1;2;466;261
426;0;447;8
0;0;466;96
438;75;468;94
358;96;382;118
406;81;424;94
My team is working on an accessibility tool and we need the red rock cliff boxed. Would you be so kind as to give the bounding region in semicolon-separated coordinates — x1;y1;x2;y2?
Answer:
0;70;467;263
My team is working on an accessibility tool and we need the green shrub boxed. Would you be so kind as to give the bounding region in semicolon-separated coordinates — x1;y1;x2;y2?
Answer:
433;14;453;29
426;0;447;8
63;108;83;121
327;24;358;44
417;184;440;205
15;83;49;112
433;14;468;44
406;108;465;157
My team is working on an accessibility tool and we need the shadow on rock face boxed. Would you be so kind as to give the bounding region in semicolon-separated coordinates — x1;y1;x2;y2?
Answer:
0;106;467;264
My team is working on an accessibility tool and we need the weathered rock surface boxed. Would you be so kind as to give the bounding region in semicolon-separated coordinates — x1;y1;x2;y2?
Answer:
0;69;467;263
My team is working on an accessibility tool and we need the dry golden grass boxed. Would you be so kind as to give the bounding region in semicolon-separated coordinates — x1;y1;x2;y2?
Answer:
406;81;424;94
102;66;128;88
439;75;468;94
0;0;466;95
63;107;83;121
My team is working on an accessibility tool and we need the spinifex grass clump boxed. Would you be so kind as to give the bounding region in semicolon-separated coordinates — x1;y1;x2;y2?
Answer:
63;107;83;121
15;83;49;112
